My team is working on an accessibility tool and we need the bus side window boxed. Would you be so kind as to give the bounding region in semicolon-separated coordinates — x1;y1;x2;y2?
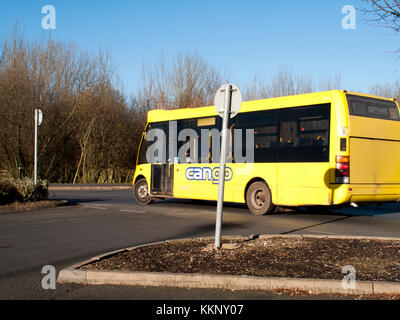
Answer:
235;110;278;163
279;119;297;147
138;122;170;165
279;104;330;162
177;119;198;164
176;117;222;164
137;124;152;165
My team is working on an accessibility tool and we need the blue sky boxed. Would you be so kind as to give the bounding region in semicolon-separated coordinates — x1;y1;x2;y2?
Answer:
1;0;399;97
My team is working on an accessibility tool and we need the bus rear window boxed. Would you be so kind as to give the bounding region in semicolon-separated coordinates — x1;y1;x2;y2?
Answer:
347;94;400;121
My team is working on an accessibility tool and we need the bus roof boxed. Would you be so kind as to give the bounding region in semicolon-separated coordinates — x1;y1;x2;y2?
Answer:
147;90;396;123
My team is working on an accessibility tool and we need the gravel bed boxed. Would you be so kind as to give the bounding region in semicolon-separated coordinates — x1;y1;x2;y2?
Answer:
81;236;400;283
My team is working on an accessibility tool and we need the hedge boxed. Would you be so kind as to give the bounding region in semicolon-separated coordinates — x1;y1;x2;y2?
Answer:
0;178;49;205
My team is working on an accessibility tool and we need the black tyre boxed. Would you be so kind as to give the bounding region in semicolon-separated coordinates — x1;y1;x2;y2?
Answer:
246;181;275;215
134;179;152;205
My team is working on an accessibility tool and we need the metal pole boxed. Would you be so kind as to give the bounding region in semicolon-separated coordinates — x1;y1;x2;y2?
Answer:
214;84;231;249
34;109;38;185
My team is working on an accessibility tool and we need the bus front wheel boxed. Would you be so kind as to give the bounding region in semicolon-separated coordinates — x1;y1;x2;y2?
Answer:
134;179;152;205
246;181;275;215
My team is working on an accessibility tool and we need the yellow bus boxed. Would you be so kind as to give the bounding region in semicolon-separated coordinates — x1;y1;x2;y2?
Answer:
133;90;400;215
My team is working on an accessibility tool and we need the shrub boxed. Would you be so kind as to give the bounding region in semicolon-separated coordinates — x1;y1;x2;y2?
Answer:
33;180;49;201
13;178;49;202
0;178;49;204
0;180;19;204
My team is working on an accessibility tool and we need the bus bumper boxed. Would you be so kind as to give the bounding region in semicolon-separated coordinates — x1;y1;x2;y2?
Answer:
332;184;400;204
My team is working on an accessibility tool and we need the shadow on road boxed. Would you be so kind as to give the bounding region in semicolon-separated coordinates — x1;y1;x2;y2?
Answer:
332;204;400;217
281;216;351;235
58;198;108;205
140;221;251;246
156;198;400;217
51;188;400;218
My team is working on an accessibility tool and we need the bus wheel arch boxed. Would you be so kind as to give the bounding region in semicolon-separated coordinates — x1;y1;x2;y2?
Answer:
245;178;276;215
134;175;146;184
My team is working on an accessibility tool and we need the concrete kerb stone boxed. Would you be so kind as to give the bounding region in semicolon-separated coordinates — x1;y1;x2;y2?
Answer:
58;269;87;284
257;233;400;242
267;277;374;295
373;281;400;295
56;234;400;296
49;185;132;191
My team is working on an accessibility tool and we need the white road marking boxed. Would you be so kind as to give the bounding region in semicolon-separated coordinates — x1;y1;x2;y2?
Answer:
120;209;146;214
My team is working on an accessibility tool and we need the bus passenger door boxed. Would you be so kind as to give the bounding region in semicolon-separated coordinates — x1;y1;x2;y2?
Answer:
151;164;174;196
165;163;174;194
149;122;174;197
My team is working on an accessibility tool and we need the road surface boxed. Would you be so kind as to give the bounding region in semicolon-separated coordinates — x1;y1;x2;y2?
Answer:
1;189;400;300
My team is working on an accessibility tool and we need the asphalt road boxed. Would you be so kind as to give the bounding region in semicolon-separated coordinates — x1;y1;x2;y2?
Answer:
1;189;400;301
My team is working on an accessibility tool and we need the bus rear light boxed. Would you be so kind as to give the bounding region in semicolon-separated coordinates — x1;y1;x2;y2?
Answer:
335;155;350;184
336;163;349;170
336;155;349;163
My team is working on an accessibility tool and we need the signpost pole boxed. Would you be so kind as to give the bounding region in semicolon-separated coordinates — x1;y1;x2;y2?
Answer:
34;109;38;185
214;84;232;249
34;109;43;185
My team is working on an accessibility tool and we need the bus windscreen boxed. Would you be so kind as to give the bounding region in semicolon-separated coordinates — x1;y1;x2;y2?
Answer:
346;94;400;121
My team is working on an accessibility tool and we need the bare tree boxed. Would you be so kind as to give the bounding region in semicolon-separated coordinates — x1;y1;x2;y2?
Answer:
138;52;225;110
244;75;271;100
369;79;400;98
137;53;169;110
318;73;342;91
0;27;138;183
169;53;224;108
244;67;340;101
362;0;400;32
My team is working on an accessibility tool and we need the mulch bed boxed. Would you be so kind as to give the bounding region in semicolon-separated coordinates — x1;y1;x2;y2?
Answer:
0;199;67;213
81;236;400;283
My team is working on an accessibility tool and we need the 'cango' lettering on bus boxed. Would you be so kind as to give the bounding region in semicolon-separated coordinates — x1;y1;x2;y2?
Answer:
186;167;233;184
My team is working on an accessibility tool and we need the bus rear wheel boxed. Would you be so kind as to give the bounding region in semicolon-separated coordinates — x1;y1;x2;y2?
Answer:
246;181;275;215
134;179;152;205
